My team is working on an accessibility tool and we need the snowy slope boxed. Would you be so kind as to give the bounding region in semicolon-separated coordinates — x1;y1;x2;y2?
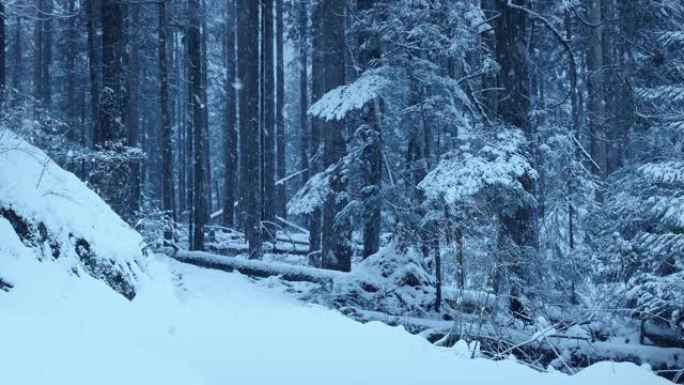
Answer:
0;129;145;298
0;245;670;385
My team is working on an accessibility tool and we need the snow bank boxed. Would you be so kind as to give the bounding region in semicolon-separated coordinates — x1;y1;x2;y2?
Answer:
0;129;145;298
0;246;670;385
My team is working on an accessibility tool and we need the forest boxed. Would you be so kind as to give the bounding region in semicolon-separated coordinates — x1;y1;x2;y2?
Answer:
0;0;682;383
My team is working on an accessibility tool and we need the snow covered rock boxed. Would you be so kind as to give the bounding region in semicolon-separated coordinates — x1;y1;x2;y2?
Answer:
0;129;145;299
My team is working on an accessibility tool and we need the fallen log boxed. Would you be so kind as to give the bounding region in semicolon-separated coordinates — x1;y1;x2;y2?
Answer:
206;242;310;257
205;226;310;247
163;248;344;284
642;321;684;349
345;307;684;380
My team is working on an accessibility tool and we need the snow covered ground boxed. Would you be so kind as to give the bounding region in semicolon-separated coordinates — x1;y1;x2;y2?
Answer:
0;129;145;298
0;129;673;384
0;248;671;385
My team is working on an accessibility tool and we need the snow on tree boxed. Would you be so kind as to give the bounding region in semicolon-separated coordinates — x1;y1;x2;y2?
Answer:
590;161;684;338
308;70;390;122
288;166;331;216
420;129;535;209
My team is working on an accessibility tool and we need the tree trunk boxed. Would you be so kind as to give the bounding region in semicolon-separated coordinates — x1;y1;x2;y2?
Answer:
99;0;125;145
188;0;206;251
0;0;6;105
10;15;21;108
319;0;351;272
86;0;101;138
201;10;212;220
480;0;497;118
494;0;538;316
297;0;310;188
177;31;188;219
223;0;238;228
238;0;263;258
159;0;175;239
601;0;622;175
262;0;276;229
434;232;442;312
586;0;608;193
275;0;287;220
308;0;323;259
65;0;79;141
186;46;194;244
456;227;465;290
34;0;52;111
358;0;382;259
125;5;141;217
86;0;130;220
43;0;52;107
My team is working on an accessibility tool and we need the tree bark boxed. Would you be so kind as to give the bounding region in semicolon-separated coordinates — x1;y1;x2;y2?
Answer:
480;0;498;117
223;0;238;228
297;1;310;189
358;0;382;259
262;0;276;228
0;0;6;105
125;5;141;216
601;0;622;175
238;0;263;258
493;0;538;316
434;232;442;312
65;0;79;141
98;0;126;145
159;0;175;238
10;15;21;108
308;0;323;259
275;0;287;220
86;0;101;138
34;0;52;111
177;31;188;218
188;0;206;251
319;0;352;272
586;0;608;192
201;10;212;220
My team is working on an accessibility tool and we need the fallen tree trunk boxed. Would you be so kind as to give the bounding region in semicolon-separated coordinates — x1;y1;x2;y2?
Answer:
206;242;310;257
163;248;344;284
345;307;684;379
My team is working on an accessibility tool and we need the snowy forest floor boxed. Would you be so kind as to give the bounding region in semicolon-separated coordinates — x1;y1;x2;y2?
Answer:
0;129;677;384
0;251;672;385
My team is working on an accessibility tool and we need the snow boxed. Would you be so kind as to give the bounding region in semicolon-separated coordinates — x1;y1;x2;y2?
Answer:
0;243;671;385
0;129;673;385
419;129;535;206
168;248;343;283
639;161;684;184
0;129;145;297
287;168;330;215
308;71;389;121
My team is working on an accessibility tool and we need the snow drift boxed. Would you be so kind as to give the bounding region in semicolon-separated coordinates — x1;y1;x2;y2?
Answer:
0;129;145;298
